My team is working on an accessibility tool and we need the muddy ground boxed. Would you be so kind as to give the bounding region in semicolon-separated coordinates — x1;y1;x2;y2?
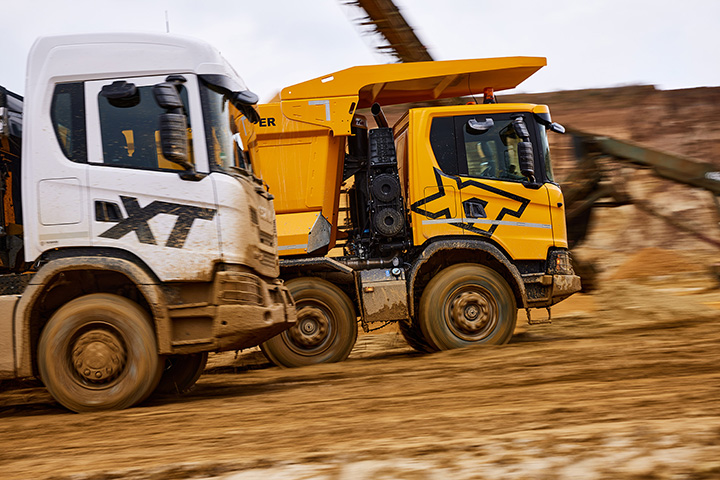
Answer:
1;269;719;480
2;86;720;479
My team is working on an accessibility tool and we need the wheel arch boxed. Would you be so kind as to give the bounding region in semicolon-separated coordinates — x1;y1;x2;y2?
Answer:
407;238;527;318
15;249;169;378
280;258;358;317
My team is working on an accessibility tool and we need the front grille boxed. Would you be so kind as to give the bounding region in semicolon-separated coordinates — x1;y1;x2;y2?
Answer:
259;230;274;247
218;273;264;306
259;250;277;268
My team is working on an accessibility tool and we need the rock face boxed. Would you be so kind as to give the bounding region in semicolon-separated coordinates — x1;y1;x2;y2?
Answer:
501;86;720;276
502;85;720;166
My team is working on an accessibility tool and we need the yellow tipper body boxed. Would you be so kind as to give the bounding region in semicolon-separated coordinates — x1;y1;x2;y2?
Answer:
237;57;564;257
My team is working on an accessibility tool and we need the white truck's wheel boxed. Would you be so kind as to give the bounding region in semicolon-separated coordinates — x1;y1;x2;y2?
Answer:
38;293;163;412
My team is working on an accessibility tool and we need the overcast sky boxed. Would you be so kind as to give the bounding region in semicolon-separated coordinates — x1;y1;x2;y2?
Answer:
2;0;719;102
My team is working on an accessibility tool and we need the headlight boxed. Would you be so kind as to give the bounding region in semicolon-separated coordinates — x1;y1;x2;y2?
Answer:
548;249;574;275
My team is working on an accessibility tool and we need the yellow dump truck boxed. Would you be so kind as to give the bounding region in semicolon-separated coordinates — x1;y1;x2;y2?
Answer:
236;57;581;367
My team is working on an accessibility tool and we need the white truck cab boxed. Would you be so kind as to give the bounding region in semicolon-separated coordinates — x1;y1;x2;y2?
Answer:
0;33;296;412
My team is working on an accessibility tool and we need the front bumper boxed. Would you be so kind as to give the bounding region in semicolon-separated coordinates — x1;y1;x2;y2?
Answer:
522;249;582;308
213;299;297;351
522;273;582;308
165;271;297;354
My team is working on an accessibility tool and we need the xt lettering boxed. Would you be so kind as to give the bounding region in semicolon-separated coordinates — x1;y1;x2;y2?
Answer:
99;196;217;248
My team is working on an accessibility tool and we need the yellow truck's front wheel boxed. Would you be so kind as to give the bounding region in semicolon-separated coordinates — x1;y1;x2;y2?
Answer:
261;277;357;368
398;319;437;353
419;264;517;350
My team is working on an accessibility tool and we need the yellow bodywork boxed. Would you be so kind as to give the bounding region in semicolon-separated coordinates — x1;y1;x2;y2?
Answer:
238;103;346;255
238;57;564;258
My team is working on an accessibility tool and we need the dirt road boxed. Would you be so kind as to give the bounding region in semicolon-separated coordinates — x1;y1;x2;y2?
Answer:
1;271;719;479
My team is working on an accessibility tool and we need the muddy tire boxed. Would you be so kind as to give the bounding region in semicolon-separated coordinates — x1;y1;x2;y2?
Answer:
154;352;208;395
38;293;163;412
419;264;517;350
398;319;437;353
261;277;357;368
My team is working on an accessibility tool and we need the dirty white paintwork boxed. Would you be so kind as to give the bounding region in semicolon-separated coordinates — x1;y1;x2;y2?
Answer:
213;173;279;279
83;75;220;282
21;35;261;282
0;296;19;376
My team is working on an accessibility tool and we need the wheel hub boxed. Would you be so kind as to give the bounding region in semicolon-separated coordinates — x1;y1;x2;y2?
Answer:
449;291;494;336
71;329;126;384
288;306;330;348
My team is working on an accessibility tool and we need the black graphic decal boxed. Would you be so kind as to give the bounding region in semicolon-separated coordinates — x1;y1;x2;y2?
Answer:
410;168;531;237
99;196;217;248
463;197;488;219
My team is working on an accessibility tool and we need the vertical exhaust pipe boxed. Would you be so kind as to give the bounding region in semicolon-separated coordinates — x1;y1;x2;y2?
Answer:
371;102;389;128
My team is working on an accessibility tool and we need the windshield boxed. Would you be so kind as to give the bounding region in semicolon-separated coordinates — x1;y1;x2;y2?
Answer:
199;80;251;173
537;123;554;182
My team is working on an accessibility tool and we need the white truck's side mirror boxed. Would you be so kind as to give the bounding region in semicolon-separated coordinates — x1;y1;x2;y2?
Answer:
153;82;192;172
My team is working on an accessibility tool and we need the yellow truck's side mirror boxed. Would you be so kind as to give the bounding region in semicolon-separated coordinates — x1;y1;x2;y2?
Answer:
512;116;535;182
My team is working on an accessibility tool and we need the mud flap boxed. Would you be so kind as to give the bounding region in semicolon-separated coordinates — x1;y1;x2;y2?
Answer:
307;213;332;256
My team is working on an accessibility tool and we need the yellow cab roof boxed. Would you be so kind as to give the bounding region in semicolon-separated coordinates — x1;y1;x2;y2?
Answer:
277;57;546;107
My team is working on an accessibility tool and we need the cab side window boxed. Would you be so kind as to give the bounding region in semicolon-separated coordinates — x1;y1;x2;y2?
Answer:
51;82;87;163
429;116;459;175
97;84;193;170
461;116;526;182
429;113;529;182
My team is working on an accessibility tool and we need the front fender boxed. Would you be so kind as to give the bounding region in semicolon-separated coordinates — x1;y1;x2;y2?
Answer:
407;239;528;317
15;256;168;378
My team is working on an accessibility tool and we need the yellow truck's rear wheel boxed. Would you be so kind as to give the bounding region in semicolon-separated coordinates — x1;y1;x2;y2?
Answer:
37;293;163;412
419;264;516;350
261;277;357;367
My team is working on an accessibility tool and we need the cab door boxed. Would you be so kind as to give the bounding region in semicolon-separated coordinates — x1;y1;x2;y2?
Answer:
84;75;220;282
454;112;553;260
410;111;554;261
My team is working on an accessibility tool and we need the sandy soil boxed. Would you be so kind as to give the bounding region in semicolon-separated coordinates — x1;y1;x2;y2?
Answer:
1;268;719;479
